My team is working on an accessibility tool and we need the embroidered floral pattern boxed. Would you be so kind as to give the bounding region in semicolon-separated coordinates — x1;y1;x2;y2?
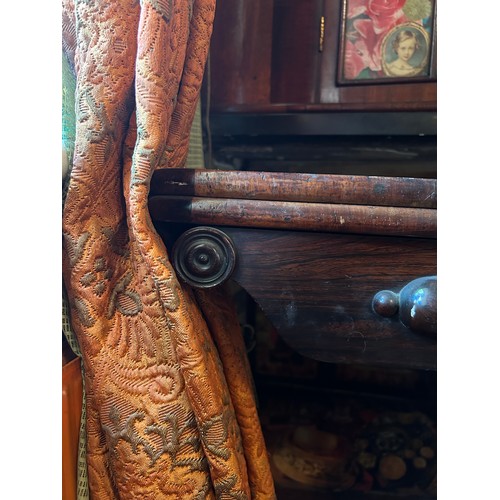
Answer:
62;1;276;498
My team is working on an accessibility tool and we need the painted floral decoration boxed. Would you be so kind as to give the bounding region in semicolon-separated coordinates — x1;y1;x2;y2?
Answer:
342;0;434;80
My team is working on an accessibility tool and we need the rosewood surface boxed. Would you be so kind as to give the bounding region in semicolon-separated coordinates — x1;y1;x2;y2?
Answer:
149;169;437;370
149;196;436;238
150;169;437;208
222;228;436;370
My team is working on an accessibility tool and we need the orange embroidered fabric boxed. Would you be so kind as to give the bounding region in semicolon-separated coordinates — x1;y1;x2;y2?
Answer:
62;0;275;498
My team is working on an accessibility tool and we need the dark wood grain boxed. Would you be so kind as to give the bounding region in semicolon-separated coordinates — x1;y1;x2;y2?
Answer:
223;228;437;370
149;196;436;238
208;0;274;106
150;169;437;208
270;0;324;104
337;83;437;110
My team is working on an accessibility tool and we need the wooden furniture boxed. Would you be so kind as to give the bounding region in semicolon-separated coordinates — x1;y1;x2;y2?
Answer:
149;169;437;371
63;2;438;496
62;355;83;500
155;6;438;495
208;0;436;112
150;167;438;497
204;0;437;179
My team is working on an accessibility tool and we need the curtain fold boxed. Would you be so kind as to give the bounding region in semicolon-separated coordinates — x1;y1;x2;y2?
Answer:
62;0;275;497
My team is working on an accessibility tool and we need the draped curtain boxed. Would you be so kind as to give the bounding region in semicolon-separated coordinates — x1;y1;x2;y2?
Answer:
62;0;275;497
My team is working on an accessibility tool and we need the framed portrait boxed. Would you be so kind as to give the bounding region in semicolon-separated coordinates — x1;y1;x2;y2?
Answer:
337;0;437;85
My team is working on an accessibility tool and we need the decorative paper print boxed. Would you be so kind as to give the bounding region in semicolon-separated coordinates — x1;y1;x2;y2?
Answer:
338;0;436;84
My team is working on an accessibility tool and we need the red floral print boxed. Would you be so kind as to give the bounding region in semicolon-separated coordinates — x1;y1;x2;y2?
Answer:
367;0;407;34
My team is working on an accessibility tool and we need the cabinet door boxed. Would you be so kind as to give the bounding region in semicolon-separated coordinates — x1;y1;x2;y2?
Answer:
209;0;274;106
270;0;325;104
208;0;437;111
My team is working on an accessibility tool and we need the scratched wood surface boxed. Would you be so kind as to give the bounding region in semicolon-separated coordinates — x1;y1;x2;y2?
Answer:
150;169;437;208
150;171;437;369
148;196;436;238
222;228;436;370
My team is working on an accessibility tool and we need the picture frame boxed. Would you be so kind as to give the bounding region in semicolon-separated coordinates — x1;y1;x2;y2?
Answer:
337;0;437;85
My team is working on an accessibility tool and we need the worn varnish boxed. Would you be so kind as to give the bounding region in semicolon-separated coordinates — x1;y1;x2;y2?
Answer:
149;168;437;369
209;0;274;106
62;357;83;500
151;169;437;208
270;0;324;104
222;228;436;370
149;196;436;238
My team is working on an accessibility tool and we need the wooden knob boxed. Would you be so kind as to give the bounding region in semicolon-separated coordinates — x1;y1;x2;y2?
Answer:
172;227;236;288
372;276;436;337
372;290;399;317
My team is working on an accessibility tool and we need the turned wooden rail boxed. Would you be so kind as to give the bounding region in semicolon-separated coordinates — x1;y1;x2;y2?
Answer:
150;169;437;208
149;197;436;238
149;169;437;369
149;170;436;238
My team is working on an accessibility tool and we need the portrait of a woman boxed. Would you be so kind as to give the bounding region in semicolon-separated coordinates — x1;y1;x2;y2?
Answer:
382;24;430;78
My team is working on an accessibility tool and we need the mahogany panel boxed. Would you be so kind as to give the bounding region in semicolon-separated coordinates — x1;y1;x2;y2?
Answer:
62;357;83;500
338;82;437;108
223;228;437;369
209;0;274;106
270;0;324;104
